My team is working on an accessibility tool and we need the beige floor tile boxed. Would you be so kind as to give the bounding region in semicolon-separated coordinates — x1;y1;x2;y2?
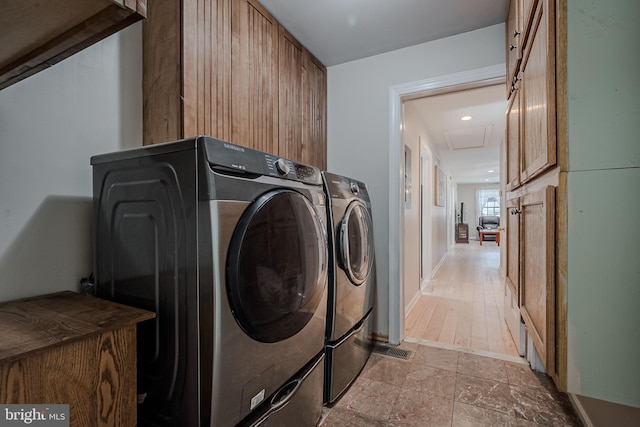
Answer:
405;364;457;400
452;401;518;427
360;353;411;387
333;376;400;421
387;388;454;427
412;344;460;372
455;374;514;415
457;352;509;383
321;341;583;427
319;406;387;427
510;384;582;426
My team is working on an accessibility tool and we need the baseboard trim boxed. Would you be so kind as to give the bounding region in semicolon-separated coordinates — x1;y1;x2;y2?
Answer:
431;253;447;277
405;290;421;318
569;394;595;427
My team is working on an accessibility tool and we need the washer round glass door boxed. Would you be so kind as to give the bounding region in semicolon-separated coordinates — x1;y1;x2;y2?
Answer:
338;201;374;285
227;189;327;343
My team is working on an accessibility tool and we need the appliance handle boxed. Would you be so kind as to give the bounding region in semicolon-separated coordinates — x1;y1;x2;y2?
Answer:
250;355;324;424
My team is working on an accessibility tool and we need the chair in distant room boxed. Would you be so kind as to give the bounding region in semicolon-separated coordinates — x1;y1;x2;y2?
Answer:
477;216;500;245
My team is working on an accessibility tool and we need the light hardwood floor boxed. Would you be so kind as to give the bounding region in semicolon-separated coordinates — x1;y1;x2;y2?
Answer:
405;240;519;357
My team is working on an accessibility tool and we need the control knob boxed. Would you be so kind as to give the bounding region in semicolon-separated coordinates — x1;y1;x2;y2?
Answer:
275;158;290;175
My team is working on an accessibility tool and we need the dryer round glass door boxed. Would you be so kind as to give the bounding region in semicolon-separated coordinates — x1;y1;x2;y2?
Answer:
338;201;374;285
227;189;327;343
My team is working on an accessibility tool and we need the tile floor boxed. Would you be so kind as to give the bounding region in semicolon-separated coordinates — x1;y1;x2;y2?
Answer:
319;340;582;426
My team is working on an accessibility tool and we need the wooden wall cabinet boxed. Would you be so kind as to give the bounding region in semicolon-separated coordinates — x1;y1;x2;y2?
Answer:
504;0;561;383
0;0;147;90
143;0;327;169
0;291;154;426
506;0;556;188
278;27;328;170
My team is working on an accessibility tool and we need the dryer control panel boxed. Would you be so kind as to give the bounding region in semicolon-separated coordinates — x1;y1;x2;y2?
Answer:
203;137;321;185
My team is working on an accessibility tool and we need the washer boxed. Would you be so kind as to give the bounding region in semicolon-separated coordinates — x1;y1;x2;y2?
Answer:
321;171;376;404
92;136;328;426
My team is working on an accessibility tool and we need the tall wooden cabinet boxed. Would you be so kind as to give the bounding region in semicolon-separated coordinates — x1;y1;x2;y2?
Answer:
504;0;564;387
143;0;327;170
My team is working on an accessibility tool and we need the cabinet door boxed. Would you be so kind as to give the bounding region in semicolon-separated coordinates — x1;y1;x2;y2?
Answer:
520;186;555;372
302;52;327;170
505;195;520;301
506;84;521;190
143;0;183;146
231;0;279;154
519;0;556;183
278;27;304;162
505;0;521;97
183;0;232;142
278;27;327;169
519;0;539;50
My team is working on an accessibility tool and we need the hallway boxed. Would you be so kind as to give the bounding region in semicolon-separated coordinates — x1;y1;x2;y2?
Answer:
406;240;518;357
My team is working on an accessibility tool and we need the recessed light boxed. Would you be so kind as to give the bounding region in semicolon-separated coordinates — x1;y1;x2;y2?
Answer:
461;115;472;121
488;170;494;173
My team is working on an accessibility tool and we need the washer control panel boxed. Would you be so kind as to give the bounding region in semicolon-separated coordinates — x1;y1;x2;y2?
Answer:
204;137;321;184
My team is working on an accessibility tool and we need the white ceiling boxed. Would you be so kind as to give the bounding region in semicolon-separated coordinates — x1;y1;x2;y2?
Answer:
259;0;508;184
408;84;507;184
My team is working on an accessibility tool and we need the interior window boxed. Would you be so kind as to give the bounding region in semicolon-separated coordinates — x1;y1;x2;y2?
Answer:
477;189;500;217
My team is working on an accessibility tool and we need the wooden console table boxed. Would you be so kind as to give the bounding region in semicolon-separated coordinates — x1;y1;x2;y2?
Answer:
479;230;500;246
0;291;154;426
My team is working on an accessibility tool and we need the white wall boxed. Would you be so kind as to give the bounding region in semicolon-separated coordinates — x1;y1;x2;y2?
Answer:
0;23;142;302
565;0;640;408
402;102;447;311
327;24;505;337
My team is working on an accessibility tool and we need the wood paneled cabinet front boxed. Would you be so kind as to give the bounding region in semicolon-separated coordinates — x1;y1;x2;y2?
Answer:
505;195;520;301
519;186;555;372
505;0;555;188
143;0;327;169
278;27;327;170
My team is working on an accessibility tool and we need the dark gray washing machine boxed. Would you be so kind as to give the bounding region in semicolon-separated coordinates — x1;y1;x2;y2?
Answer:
321;172;375;404
92;136;328;426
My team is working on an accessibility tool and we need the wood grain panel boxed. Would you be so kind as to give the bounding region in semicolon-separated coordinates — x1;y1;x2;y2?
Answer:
231;0;279;153
505;0;521;95
184;0;232;141
303;53;327;170
520;186;555;372
520;0;556;183
143;0;183;145
278;27;304;161
505;195;520;301
506;87;521;191
519;0;539;50
0;292;153;426
1;328;137;426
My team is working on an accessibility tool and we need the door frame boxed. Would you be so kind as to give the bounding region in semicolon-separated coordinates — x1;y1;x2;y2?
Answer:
387;64;505;345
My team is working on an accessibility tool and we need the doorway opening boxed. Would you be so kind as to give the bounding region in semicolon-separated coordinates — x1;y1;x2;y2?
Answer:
388;65;518;360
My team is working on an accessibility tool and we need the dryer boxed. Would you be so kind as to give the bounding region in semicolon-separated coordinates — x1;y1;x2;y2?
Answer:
92;136;327;426
321;172;375;404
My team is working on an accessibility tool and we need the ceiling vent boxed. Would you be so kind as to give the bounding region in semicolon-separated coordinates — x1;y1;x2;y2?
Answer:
444;125;493;150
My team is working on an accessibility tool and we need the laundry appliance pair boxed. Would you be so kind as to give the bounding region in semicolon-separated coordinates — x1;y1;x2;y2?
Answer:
91;136;329;426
